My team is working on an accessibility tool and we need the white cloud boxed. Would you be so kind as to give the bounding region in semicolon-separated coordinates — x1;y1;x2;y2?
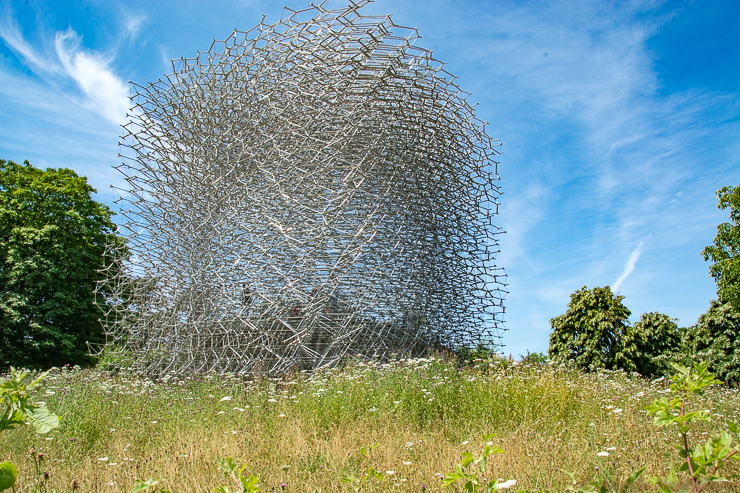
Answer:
0;9;129;126
54;28;130;125
0;14;59;74
124;14;146;40
612;241;644;292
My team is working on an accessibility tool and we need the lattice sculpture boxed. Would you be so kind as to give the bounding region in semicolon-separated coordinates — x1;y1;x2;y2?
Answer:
97;0;507;375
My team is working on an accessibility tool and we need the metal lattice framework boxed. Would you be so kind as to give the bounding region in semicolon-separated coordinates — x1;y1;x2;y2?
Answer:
98;1;507;375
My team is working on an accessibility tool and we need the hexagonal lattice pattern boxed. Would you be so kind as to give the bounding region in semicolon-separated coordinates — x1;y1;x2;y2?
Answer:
98;0;507;375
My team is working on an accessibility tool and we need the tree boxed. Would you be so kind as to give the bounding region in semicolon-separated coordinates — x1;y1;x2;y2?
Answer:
615;311;681;376
703;184;740;312
0;159;124;369
682;299;740;386
548;285;631;371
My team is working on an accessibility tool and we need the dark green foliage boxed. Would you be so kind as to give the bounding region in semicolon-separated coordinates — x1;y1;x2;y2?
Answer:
703;185;740;312
548;285;631;372
519;350;548;364
616;312;681;376
548;287;683;376
456;342;500;363
682;299;740;386
0;159;123;369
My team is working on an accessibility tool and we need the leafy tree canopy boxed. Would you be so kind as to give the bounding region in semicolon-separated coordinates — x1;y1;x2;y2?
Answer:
549;286;682;376
0;159;123;369
682;299;740;386
548;285;631;372
703;184;740;312
616;311;681;377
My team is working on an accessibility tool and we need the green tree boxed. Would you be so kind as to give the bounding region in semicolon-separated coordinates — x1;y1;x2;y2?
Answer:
703;184;740;312
682;299;740;386
0;159;124;369
616;311;681;376
548;285;631;371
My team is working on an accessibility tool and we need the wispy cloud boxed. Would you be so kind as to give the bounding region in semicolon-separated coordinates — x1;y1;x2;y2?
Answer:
613;241;644;292
54;28;129;125
0;12;129;126
124;13;146;40
0;13;59;74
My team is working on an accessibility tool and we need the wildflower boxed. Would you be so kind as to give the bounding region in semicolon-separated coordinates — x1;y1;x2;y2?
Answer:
219;396;232;402
402;461;412;465
606;446;616;451
386;470;396;475
461;441;469;445
280;483;286;489
495;480;517;490
597;451;609;457
98;457;109;461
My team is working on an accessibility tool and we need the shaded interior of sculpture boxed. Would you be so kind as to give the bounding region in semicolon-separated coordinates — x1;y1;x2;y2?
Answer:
96;0;508;375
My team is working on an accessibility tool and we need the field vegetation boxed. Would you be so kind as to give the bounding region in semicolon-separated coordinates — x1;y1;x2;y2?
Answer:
1;356;739;492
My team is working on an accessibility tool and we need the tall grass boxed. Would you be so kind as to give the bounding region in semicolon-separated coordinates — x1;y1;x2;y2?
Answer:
2;356;739;492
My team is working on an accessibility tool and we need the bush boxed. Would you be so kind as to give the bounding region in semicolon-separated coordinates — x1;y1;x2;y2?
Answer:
682;299;740;386
616;311;681;377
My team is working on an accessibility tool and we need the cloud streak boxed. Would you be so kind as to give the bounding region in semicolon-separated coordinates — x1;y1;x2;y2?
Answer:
54;28;129;125
0;14;129;125
613;242;644;292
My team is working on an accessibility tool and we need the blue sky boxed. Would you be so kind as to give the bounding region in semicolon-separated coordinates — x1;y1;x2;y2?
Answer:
1;0;738;356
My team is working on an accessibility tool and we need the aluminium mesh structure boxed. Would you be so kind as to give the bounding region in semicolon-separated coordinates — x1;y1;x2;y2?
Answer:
98;0;507;375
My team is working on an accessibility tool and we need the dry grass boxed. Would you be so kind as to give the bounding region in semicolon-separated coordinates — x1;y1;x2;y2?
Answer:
2;357;739;492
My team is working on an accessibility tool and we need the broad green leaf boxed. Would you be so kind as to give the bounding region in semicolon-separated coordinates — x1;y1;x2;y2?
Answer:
216;456;237;475
0;461;17;491
132;479;160;492
23;405;59;434
442;472;465;487
0;409;26;433
460;452;474;468
623;466;647;490
727;421;739;435
28;370;50;390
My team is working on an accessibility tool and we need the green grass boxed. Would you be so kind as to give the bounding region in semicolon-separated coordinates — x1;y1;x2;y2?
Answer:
2;356;739;492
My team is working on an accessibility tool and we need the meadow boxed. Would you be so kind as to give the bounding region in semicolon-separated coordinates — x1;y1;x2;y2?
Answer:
2;356;739;492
